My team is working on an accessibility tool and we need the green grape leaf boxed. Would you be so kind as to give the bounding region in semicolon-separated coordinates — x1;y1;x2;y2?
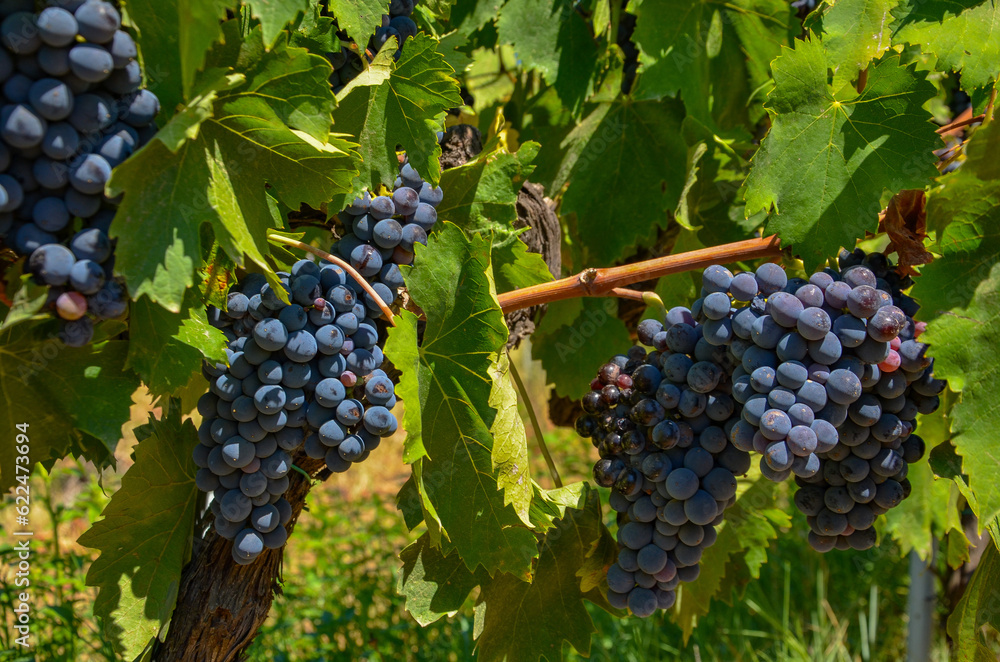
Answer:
946;535;1000;661
892;0;1000;90
474;486;616;662
78;411;199;659
126;293;228;397
398;223;537;576
326;0;389;47
488;351;532;525
334;33;463;192
532;297;632;401
745;41;939;268
249;0;312;47
397;533;490;626
672;474;789;642
550;97;688;264
124;0;234;118
496;0;598;113
629;0;794;128
384;310;424;462
109;37;357;312
436;138;553;292
0;326;138;495
810;0;897;87
915;123;1000;526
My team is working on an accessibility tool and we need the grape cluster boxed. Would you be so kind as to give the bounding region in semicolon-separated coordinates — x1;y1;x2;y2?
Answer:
687;252;941;551
0;1;159;345
574;314;751;617
323;0;418;94
790;249;943;552
196;159;441;563
196;263;400;564
332;159;441;277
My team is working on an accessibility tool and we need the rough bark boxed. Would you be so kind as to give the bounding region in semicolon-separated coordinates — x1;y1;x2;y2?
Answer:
156;124;561;660
154;456;326;661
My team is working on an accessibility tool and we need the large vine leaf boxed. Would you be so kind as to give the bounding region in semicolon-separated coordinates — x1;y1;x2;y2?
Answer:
334;33;464;193
532;297;632;400
0;326;138;495
126;293;228;397
437;136;553;293
123;0;234;119
892;0;1000;90
496;0;598;113
809;0;897;87
946;532;1000;661
672;474;789;642
78;411;200;660
915;121;1000;526
474;486;617;662
744;40;939;268
109;32;358;311
396;223;537;576
629;0;793;128
551;97;688;264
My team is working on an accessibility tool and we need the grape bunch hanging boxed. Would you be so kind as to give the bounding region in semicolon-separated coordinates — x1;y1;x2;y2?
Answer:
323;0;419;94
0;0;160;346
195;159;442;564
575;248;944;616
575;315;752;617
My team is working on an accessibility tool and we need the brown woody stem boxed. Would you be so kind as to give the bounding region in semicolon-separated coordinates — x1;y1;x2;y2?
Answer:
266;234;397;326
496;235;783;314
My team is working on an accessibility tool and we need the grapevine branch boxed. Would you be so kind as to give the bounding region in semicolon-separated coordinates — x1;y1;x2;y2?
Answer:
266;233;397;326
496;235;783;314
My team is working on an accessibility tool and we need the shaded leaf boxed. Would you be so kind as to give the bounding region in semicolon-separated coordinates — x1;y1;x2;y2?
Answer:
249;0;312;47
78;411;200;659
126;293;228;397
946;534;1000;662
397;533;489;626
532;297;631;400
124;0;234;118
496;0;598;113
474;486;616;662
551;98;688;264
327;0;389;47
0;325;138;495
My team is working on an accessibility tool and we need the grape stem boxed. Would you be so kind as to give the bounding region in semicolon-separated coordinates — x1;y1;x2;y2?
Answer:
936;112;987;134
496;235;783;314
508;356;562;488
266;233;397;326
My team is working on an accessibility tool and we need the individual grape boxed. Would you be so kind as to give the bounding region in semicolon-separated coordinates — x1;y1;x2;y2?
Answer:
796;307;831;341
755;263;787;295
55;290;87;319
27;78;73;121
846;285;880;318
28;242;74;285
702;291;731;320
69;258;105;294
825;369;862;405
766;292;803;327
68;42;113;81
